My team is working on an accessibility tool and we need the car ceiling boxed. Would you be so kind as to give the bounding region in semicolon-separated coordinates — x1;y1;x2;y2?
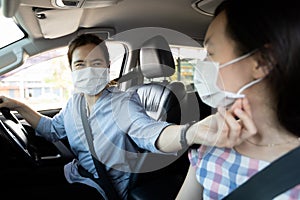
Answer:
0;0;222;74
5;0;218;41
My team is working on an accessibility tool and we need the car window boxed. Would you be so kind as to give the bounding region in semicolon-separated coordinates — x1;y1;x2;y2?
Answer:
143;45;206;92
108;42;125;80
0;42;125;111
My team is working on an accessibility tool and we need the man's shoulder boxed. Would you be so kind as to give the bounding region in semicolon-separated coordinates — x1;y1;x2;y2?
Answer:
108;86;141;104
108;86;137;96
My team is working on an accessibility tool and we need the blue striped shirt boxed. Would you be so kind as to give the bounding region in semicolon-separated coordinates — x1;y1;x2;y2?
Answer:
35;86;172;199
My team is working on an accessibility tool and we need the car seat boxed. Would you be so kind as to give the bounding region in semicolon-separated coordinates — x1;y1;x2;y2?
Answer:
126;35;189;200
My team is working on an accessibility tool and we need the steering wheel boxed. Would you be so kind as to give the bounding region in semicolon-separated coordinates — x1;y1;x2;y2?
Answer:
0;107;39;164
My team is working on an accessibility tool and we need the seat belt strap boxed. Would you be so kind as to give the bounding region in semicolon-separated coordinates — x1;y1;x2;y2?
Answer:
79;95;121;200
223;145;300;200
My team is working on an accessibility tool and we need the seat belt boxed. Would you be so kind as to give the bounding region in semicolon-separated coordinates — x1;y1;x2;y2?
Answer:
79;95;121;200
223;145;300;200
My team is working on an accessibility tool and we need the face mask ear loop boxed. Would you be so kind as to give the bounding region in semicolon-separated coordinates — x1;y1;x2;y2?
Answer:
105;68;110;82
219;49;258;69
237;78;263;95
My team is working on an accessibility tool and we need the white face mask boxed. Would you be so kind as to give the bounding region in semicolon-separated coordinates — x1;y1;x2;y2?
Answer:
71;67;110;95
194;51;262;108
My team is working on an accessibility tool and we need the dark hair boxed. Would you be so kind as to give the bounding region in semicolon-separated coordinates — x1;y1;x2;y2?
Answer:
67;33;110;67
215;0;300;136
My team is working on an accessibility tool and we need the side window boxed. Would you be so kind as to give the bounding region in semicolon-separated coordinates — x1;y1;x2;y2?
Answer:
170;46;206;92
107;42;125;80
0;47;72;111
142;45;206;92
0;42;126;111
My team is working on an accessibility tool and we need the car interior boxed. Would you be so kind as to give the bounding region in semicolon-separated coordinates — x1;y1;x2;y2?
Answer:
125;35;203;200
4;0;297;199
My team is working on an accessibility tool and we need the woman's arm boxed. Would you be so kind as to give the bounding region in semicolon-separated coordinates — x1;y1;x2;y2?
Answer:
176;164;203;200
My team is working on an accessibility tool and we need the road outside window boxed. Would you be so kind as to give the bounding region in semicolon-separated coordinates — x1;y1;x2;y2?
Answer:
0;42;125;111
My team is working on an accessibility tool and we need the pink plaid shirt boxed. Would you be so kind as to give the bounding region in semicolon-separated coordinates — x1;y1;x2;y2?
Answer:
189;146;300;200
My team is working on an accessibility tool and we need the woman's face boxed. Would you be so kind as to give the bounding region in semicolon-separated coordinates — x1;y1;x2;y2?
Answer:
204;11;254;93
71;43;109;71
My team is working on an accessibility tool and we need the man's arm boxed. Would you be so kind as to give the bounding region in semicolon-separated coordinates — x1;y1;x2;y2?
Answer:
0;95;42;129
156;103;257;152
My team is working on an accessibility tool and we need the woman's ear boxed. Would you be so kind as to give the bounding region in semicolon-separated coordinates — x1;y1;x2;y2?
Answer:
252;63;271;79
252;51;273;79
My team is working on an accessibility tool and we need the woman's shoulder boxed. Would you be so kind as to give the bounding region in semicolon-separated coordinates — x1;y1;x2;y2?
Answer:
189;145;269;171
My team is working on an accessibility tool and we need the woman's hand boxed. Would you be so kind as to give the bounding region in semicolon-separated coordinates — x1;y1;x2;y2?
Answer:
188;98;257;148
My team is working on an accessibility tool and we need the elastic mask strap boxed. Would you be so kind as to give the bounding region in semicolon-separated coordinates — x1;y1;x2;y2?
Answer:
237;78;263;95
220;49;258;69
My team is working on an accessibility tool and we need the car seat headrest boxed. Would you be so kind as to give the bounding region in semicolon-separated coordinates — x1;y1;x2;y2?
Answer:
140;35;175;79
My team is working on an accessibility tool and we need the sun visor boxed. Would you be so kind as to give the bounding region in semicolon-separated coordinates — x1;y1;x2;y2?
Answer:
35;8;83;39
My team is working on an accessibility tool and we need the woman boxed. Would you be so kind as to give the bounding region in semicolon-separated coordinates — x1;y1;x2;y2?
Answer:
0;33;254;199
176;0;300;199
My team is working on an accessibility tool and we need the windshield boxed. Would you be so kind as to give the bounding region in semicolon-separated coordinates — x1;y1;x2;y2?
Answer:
0;12;25;48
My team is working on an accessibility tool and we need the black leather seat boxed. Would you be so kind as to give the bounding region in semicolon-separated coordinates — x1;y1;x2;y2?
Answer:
127;35;189;200
127;35;187;124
